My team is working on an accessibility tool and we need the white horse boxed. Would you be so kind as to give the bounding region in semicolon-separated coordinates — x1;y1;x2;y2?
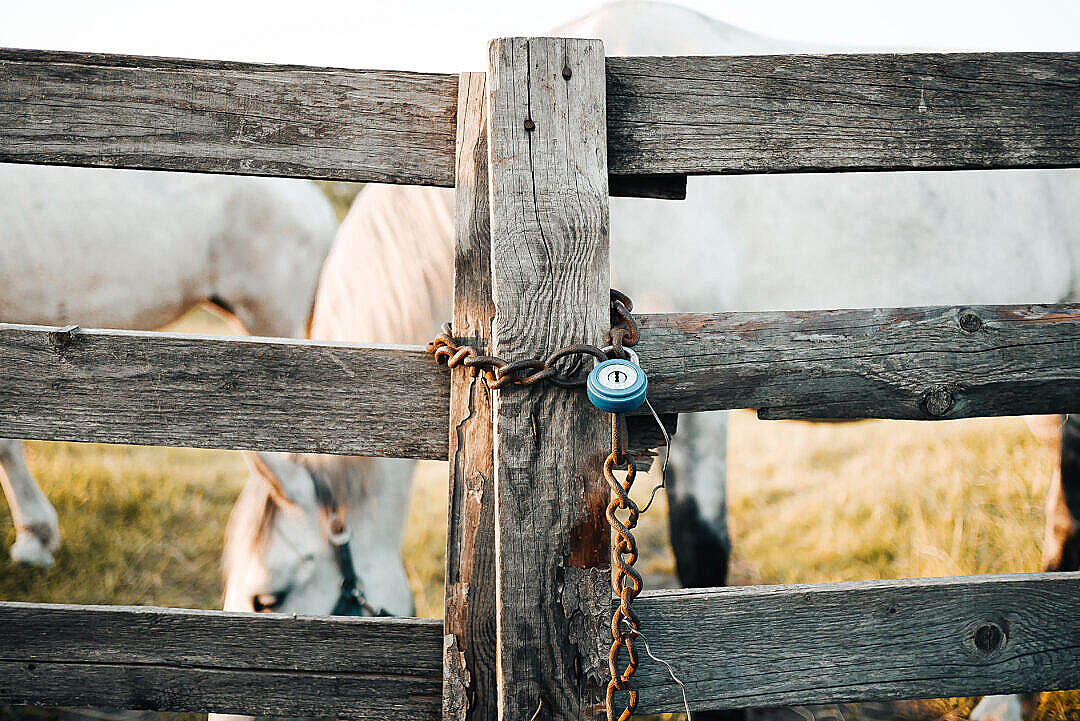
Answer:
265;4;1075;719
219;184;452;620
0;163;338;565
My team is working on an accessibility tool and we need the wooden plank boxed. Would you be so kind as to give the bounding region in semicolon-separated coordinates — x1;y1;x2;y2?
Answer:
7;303;1080;459
0;323;448;458
633;304;1080;420
0;47;678;193
606;52;1080;175
486;37;612;720
0;323;669;458
6;48;1075;182
0;48;458;185
443;71;498;721
630;572;1080;713
0;601;442;718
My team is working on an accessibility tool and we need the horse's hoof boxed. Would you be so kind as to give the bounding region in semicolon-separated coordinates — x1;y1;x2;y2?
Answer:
971;695;1025;721
10;531;56;567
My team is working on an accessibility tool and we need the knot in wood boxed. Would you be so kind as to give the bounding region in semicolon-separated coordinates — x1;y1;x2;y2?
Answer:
921;385;955;418
562;66;572;80
958;309;983;333
973;622;1006;655
48;325;80;355
523;118;535;132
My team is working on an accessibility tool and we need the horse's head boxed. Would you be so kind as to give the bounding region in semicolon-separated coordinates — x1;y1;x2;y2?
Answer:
222;451;415;617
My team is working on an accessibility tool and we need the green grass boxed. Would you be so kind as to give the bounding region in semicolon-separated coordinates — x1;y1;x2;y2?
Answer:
2;308;1078;718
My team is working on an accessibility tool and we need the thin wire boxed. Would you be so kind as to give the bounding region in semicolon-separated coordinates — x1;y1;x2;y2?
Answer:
637;397;671;514
623;619;693;721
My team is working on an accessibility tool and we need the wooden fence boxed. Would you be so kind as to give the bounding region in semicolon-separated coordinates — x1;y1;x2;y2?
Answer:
1;37;1079;721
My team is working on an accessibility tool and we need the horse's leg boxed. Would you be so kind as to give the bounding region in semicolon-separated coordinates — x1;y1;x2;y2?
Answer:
666;410;731;588
0;438;61;566
972;415;1075;721
664;411;744;721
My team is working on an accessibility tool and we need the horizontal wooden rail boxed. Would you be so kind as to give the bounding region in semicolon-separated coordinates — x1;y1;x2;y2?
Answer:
0;323;669;457
632;572;1080;714
3;306;1079;457
3;49;1076;184
607;52;1080;175
0;324;448;457
636;304;1080;420
0;48;681;198
4;573;1078;716
0;602;443;718
0;48;459;186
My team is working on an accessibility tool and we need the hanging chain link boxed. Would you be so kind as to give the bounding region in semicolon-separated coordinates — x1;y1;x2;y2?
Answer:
604;412;643;721
427;289;639;388
427;288;647;721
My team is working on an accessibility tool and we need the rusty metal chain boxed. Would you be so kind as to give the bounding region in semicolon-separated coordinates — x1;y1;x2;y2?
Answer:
427;288;648;721
427;288;639;388
604;413;643;721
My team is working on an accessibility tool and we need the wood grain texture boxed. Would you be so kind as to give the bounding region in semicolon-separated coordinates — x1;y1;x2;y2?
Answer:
606;52;1080;175
630;573;1080;713
0;48;458;185
486;38;612;720
444;71;498;721
633;304;1080;419
0;323;669;458
7;48;1076;185
0;601;442;718
0;323;449;458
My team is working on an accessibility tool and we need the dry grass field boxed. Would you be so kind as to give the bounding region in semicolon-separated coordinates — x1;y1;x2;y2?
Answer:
3;308;1079;719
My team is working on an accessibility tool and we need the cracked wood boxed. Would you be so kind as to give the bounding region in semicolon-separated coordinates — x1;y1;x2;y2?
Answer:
606;52;1080;175
444;71;498;721
631;572;1080;713
0;601;442;719
486;37;612;720
633;304;1080;419
0;322;667;458
5;304;1080;460
5;49;1075;185
0;48;458;185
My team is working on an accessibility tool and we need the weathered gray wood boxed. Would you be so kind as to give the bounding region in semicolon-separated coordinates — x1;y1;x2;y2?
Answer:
0;323;668;458
607;52;1080;175
633;304;1080;420
0;48;458;185
8;572;1076;718
486;37;612;720
630;572;1080;713
0;323;449;458
7;48;1075;185
0;47;677;193
443;71;498;721
0;601;442;718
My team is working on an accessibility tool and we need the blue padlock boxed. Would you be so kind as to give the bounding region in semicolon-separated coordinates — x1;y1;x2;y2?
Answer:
587;347;648;413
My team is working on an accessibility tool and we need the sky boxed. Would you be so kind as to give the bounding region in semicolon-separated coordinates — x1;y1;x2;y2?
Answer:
3;1;1078;72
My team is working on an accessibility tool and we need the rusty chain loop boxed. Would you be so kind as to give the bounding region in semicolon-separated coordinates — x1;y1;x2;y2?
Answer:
604;413;643;721
427;288;647;721
427;289;639;389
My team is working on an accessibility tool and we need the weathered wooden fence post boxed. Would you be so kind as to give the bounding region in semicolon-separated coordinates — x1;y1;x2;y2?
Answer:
485;37;612;720
444;71;498;721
